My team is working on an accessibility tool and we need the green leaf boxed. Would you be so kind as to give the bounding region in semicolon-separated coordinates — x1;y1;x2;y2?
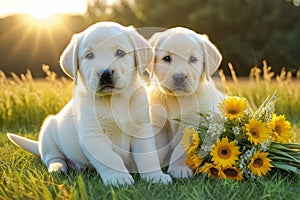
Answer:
268;148;300;163
172;118;197;127
270;142;300;153
77;175;88;200
268;155;300;166
282;143;300;150
271;161;300;174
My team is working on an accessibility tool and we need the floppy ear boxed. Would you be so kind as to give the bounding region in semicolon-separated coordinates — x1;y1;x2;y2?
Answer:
197;34;222;79
147;31;168;78
148;32;165;48
59;34;81;82
126;27;153;78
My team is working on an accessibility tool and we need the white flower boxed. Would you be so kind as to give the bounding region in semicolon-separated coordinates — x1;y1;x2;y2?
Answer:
198;112;226;157
238;147;259;178
259;139;271;151
232;126;241;136
198;144;213;157
205;116;211;121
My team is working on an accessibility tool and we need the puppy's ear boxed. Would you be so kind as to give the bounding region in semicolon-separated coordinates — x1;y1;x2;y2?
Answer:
126;27;153;79
197;34;222;79
60;34;81;83
148;32;164;47
147;31;167;78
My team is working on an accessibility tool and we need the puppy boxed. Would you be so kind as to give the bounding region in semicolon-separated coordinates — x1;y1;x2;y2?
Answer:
7;22;172;186
148;27;224;178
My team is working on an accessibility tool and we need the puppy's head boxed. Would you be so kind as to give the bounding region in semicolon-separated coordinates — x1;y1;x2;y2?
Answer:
60;22;152;95
149;27;222;96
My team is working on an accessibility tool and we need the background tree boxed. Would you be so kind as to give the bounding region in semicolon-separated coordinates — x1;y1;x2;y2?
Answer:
0;0;299;77
87;0;300;76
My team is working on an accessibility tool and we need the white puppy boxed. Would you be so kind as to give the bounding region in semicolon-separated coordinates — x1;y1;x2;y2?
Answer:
148;27;224;179
7;22;172;186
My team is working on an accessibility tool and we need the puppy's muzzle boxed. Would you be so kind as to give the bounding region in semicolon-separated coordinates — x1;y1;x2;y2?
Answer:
98;69;114;87
173;73;187;85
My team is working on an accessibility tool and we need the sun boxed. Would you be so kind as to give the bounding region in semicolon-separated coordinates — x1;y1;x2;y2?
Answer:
23;1;63;28
31;10;54;20
25;14;62;28
26;0;58;19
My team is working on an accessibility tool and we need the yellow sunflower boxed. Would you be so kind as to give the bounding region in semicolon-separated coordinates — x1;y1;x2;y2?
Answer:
222;167;243;180
199;163;222;178
210;137;240;168
219;96;246;120
245;118;269;145
268;114;291;143
248;151;273;176
185;154;203;171
181;128;199;155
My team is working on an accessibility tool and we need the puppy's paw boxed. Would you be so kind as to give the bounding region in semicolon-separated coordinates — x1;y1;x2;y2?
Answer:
48;162;68;173
141;172;172;184
167;165;193;179
102;172;134;187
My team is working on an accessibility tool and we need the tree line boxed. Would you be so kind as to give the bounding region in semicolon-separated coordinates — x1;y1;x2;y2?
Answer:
0;0;299;77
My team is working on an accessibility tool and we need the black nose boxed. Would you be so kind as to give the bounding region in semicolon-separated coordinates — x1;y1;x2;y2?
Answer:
98;69;114;85
173;73;187;84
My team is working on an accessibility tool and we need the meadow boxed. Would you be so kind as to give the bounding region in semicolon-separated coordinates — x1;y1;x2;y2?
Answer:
1;62;300;200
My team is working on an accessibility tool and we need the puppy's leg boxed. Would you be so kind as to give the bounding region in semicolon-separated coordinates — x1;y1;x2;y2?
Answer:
131;126;172;184
39;116;67;173
79;131;134;186
155;129;171;168
167;141;193;179
150;105;170;167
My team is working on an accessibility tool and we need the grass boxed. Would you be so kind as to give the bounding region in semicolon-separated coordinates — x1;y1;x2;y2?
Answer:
1;62;300;200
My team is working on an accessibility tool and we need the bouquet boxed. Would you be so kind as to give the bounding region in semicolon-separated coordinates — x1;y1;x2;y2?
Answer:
182;92;300;180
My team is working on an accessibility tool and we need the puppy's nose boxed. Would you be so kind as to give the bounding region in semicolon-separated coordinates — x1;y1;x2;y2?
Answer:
173;73;187;84
98;69;114;85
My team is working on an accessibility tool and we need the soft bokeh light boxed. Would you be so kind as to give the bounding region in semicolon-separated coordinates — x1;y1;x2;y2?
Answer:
25;15;62;28
0;0;87;17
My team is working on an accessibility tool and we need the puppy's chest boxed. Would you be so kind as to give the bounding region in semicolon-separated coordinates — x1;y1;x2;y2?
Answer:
166;98;199;123
96;104;129;138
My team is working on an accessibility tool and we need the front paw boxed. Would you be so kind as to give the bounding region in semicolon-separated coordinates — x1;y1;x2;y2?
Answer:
102;172;134;187
167;165;193;179
48;162;68;173
141;172;172;184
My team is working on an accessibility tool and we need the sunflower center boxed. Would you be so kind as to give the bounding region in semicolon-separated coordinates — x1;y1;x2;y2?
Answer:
228;109;238;115
253;158;263;168
223;168;238;177
275;125;281;134
218;147;231;159
250;128;260;138
210;167;219;178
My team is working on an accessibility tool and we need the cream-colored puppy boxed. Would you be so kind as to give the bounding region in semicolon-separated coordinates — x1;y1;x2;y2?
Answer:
7;22;171;186
148;27;224;178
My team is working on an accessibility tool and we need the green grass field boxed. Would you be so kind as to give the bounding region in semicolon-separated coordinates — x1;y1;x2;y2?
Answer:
1;64;300;200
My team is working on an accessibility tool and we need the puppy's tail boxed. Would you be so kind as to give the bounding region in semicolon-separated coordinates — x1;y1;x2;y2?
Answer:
7;133;40;156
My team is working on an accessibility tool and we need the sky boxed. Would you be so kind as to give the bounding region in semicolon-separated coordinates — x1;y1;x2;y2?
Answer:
0;0;88;18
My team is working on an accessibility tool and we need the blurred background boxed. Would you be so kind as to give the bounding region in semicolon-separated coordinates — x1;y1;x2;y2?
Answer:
0;0;299;77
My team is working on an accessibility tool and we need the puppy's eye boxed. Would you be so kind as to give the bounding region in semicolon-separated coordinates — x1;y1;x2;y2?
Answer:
162;55;172;63
115;49;126;57
85;52;94;59
189;56;197;63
